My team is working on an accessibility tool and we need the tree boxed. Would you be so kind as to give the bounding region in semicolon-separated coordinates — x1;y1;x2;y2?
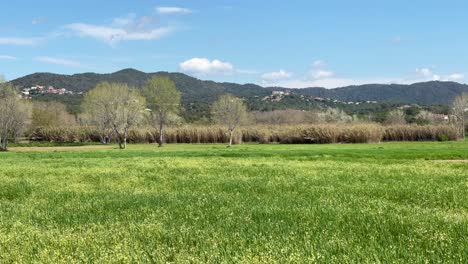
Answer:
384;109;406;125
211;94;248;147
0;83;31;151
31;101;76;128
142;76;181;147
452;93;468;139
82;82;146;149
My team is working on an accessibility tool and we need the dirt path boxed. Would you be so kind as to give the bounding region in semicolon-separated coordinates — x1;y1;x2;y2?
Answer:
10;145;116;152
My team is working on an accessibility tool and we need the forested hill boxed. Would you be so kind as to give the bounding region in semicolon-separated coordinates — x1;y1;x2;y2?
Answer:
11;68;468;105
292;81;468;105
10;69;270;105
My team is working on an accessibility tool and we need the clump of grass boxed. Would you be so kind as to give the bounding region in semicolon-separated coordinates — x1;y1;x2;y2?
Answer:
0;180;32;201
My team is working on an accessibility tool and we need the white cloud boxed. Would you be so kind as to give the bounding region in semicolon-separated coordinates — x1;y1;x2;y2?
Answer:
259;62;467;88
312;60;326;68
66;14;173;45
311;70;334;79
416;67;432;77
261;70;293;81
447;73;464;81
415;67;443;81
66;23;171;44
0;37;41;46
35;56;85;68
156;7;192;14
179;58;234;75
32;16;47;25
0;55;17;60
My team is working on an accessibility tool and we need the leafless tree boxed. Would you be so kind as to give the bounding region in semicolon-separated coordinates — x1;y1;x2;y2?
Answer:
452;93;468;139
211;94;248;147
384;109;406;125
0;83;31;151
81;82;146;149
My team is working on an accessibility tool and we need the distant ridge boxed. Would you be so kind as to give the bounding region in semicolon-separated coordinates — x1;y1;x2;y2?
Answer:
10;68;468;105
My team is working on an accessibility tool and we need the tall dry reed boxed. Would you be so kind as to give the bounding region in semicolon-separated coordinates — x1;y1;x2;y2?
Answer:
30;124;461;144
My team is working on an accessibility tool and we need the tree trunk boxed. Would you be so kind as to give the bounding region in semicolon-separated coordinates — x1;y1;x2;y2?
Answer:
463;118;466;140
228;129;233;148
123;128;128;149
117;135;124;149
0;138;8;152
159;122;164;147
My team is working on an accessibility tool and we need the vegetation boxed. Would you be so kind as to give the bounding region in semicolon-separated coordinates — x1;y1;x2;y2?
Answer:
0;142;467;262
0;83;31;151
143;76;181;147
31;101;76;128
451;93;468;139
211;94;248;147
81;82;146;149
30;124;460;145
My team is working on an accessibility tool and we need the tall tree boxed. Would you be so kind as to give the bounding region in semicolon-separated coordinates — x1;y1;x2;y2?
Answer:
0;83;31;151
211;94;248;147
452;92;468;139
82;82;146;149
143;76;181;147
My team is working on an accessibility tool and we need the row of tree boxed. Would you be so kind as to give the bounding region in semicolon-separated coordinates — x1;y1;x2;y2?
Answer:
0;76;248;151
79;76;247;149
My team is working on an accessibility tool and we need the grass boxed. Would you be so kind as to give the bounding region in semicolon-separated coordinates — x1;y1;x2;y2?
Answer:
0;142;467;263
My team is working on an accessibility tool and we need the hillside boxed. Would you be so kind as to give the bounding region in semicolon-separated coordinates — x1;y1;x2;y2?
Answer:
293;81;468;106
12;68;468;105
9;68;468;120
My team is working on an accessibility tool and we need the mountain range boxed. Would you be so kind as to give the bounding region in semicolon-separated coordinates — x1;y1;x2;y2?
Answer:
11;68;468;106
8;68;468;121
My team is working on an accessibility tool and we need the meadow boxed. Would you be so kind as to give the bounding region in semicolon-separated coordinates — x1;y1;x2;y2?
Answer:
0;142;467;263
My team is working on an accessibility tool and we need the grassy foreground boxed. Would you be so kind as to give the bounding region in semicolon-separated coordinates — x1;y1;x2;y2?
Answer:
0;142;467;263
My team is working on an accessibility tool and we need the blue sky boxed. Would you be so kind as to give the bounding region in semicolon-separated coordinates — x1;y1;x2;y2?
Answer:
1;0;467;88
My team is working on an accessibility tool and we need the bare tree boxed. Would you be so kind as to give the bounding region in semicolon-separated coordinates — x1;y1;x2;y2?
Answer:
211;94;248;147
384;109;406;125
142;76;181;147
0;83;31;151
82;82;146;149
452;93;468;139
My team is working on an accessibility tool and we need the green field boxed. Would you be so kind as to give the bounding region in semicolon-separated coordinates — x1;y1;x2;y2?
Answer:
1;142;467;263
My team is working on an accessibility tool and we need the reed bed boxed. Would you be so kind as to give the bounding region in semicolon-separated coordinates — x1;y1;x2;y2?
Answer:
383;125;459;141
30;124;461;144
